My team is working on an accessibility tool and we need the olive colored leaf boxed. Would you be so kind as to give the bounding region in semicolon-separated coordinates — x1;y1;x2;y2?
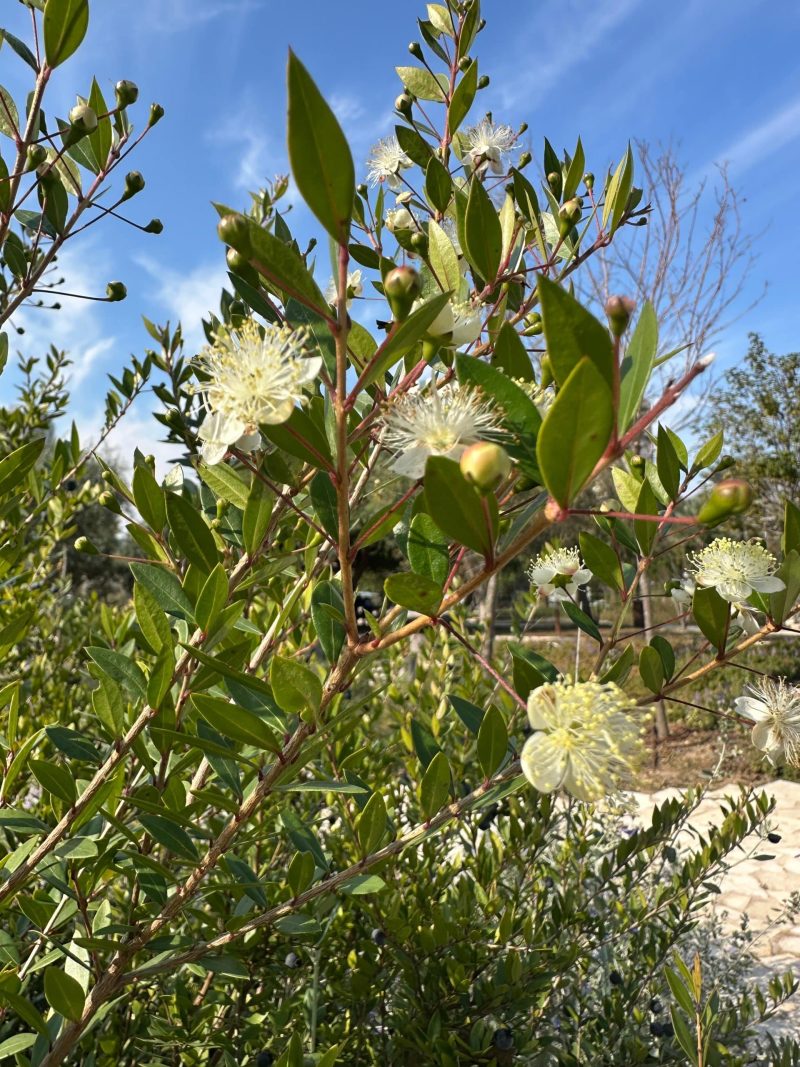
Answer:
411;719;441;769
29;759;76;806
602;143;634;233
43;0;89;67
418;750;451;820
287;50;354;245
197;461;249;512
270;655;323;718
618;301;657;433
0;86;19;140
357;791;387;855
692;429;724;475
633;479;660;556
384;572;443;616
537;276;614;388
423;455;496;557
455;352;542;439
85;646;147;701
395;123;433;167
309;472;338;540
611;466;642;513
166;491;219;573
427;218;461;293
650;635;675;680
463;175;502;282
138;813;198;861
340;874;387;895
449;694;484;734
87;77;111;172
0;29;38;71
562;601;602;642
769;549;800;626
536;357;613;507
407;512;449;587
195;563;229;634
562;136;585;201
310;580;346;665
579;531;624;590
692;585;730;651
242;476;274;556
477;705;507;778
134;581;173;654
449;58;477;134
782;500;800;556
129;563;194;620
492;320;534;381
0;437;45;496
132;463;166;531
424;156;453;214
44;968;85;1022
639;645;664;694
395;64;447;102
191;693;280;752
656;424;681;502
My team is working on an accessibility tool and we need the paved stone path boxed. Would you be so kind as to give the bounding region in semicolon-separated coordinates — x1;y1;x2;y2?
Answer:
630;780;800;1040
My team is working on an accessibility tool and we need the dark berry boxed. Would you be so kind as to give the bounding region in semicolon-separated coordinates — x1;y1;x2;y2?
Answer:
768;832;782;843
609;969;623;986
256;1053;274;1067
492;1028;514;1051
478;804;499;831
649;997;663;1014
66;479;78;491
649;1022;661;1037
371;928;387;946
660;1021;674;1037
284;952;300;969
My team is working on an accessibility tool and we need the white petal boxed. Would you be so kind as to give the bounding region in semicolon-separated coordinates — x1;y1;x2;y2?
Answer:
734;696;768;722
200;439;229;466
752;721;782;756
391;446;429;480
520;734;567;794
573;569;593;586
716;580;751;603
528;566;556;586
235;431;262;453
259;397;297;426
749;576;786;594
296;356;323;384
427;303;456;338
198;410;243;445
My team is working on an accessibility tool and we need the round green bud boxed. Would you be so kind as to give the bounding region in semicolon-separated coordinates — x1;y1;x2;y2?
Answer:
101;470;114;483
148;103;166;127
460;442;512;492
408;41;423;57
523;311;542;336
518;122;528;135
583;171;595;191
477;74;490;89
98;491;122;514
518;151;532;169
458;56;471;71
218;214;252;257
357;183;368;197
479;17;487;29
697;479;753;526
629;454;645;470
24;144;47;172
69;103;98;135
395;93;413;115
384;265;422;322
547;171;562;197
115;80;139;109
143;218;164;234
74;536;98;555
409;231;427;253
122;170;145;200
106;281;127;302
558;197;582;235
605;294;636;337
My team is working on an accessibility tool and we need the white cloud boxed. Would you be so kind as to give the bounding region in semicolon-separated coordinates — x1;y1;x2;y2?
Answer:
135;255;226;352
88;404;182;477
704;95;800;177
140;0;262;32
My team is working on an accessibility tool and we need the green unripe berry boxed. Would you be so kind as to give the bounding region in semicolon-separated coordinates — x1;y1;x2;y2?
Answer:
98;491;122;514
69;103;98;135
143;218;164;234
74;536;98;555
122;171;145;201
384;265;422;323
605;294;636;337
106;281;127;302
460;442;512;493
518;151;532;169
477;74;490;89
395;93;413;115
697;479;753;526
148;103;166;127
583;171;595;191
458;56;471;71
24;144;47;172
115;80;139;108
408;41;423;57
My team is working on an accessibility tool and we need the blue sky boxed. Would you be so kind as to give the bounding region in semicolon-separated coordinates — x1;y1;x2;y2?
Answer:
2;0;800;465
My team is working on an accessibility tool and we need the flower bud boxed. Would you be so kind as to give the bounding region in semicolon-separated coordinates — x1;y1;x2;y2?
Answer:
605;294;636;337
384;265;422;322
356;183;368;197
408;41;423;57
99;490;122;514
395;93;413;116
458;56;471;71
523;311;542;336
460;442;512;492
106;281;127;302
409;231;427;254
477;75;490;89
540;355;554;388
218;213;252;256
583;172;595;191
115;80;139;109
518;122;528;135
74;536;98;555
122;170;145;201
518;151;532;169
558;197;582;236
629;454;645;472
547;171;562;198
148;103;166;127
697;479;753;527
24;144;47;172
69;103;98;135
144;218;164;234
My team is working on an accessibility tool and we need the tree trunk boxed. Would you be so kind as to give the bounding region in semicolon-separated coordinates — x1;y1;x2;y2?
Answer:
479;572;500;660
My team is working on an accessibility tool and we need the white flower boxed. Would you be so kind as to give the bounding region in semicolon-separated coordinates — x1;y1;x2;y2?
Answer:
385;206;416;233
669;575;695;607
416;297;482;348
464;117;516;175
527;546;592;601
735;677;800;767
382;382;502;479
688;537;785;603
194;319;322;465
325;269;363;307
367;135;413;189
521;682;644;802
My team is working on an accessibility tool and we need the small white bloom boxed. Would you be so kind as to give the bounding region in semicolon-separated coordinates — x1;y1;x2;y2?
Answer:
527;546;592;601
194;319;322;465
464;117;516;175
367;135;413;189
385;206;416;233
521;682;644;802
417;297;482;348
688;537;785;603
669;575;695;607
325;269;363;307
382;382;502;479
735;677;800;767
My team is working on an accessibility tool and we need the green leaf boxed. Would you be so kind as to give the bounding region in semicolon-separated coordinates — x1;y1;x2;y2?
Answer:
395;123;433;167
603;143;634;233
562;601;602;642
197;462;249;511
692;586;730;651
287;850;315;896
418;750;451;820
692;429;724;474
510;644;559;699
477;706;507;778
424;157;453;214
639;645;664;694
310;580;345;665
0;1034;37;1058
656;424;681;501
87;77;111;171
650;635;675;680
536;358;613;507
166;491;219;573
769;549;800;626
242;476;274;556
633;479;660;555
562;137;585;201
139;813;198;861
43;0;89;66
618;301;658;433
0;29;38;71
134;581;173;654
192;693;279;751
0;437;45;496
407;512;449;586
132;463;166;531
195;563;229;633
411;719;441;769
275;914;321;937
262;403;333;469
309;472;338;540
424;456;495;557
783;500;800;556
0;86;19;140
85;646;148;701
611;466;642;513
579;531;623;590
384;572;442;616
129;563;194;620
361;291;452;388
340;874;387;895
357;791;387;854
270;655;323;718
44;967;85;1022
29;759;76;806
218;212;330;318
427;218;460;293
538;276;614;388
463;176;502;281
287;51;354;245
492;321;534;381
395;64;447;101
449;694;484;734
0;991;48;1039
449;58;477;133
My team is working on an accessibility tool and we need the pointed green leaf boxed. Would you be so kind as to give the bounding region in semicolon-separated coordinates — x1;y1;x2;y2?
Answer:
477;705;507;778
384;572;443;616
424;455;496;557
407;513;449;586
43;0;89;67
618;301;658;432
463;176;502;281
538;276;614;388
310;580;346;664
418;750;451;820
270;655;322;717
166;491;219;573
44;968;85;1022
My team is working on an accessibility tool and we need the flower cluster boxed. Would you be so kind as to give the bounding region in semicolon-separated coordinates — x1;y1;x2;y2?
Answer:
325;268;363;307
688;537;784;603
367;134;412;189
521;681;644;802
528;547;592;601
382;382;502;479
735;677;800;767
194;319;321;465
